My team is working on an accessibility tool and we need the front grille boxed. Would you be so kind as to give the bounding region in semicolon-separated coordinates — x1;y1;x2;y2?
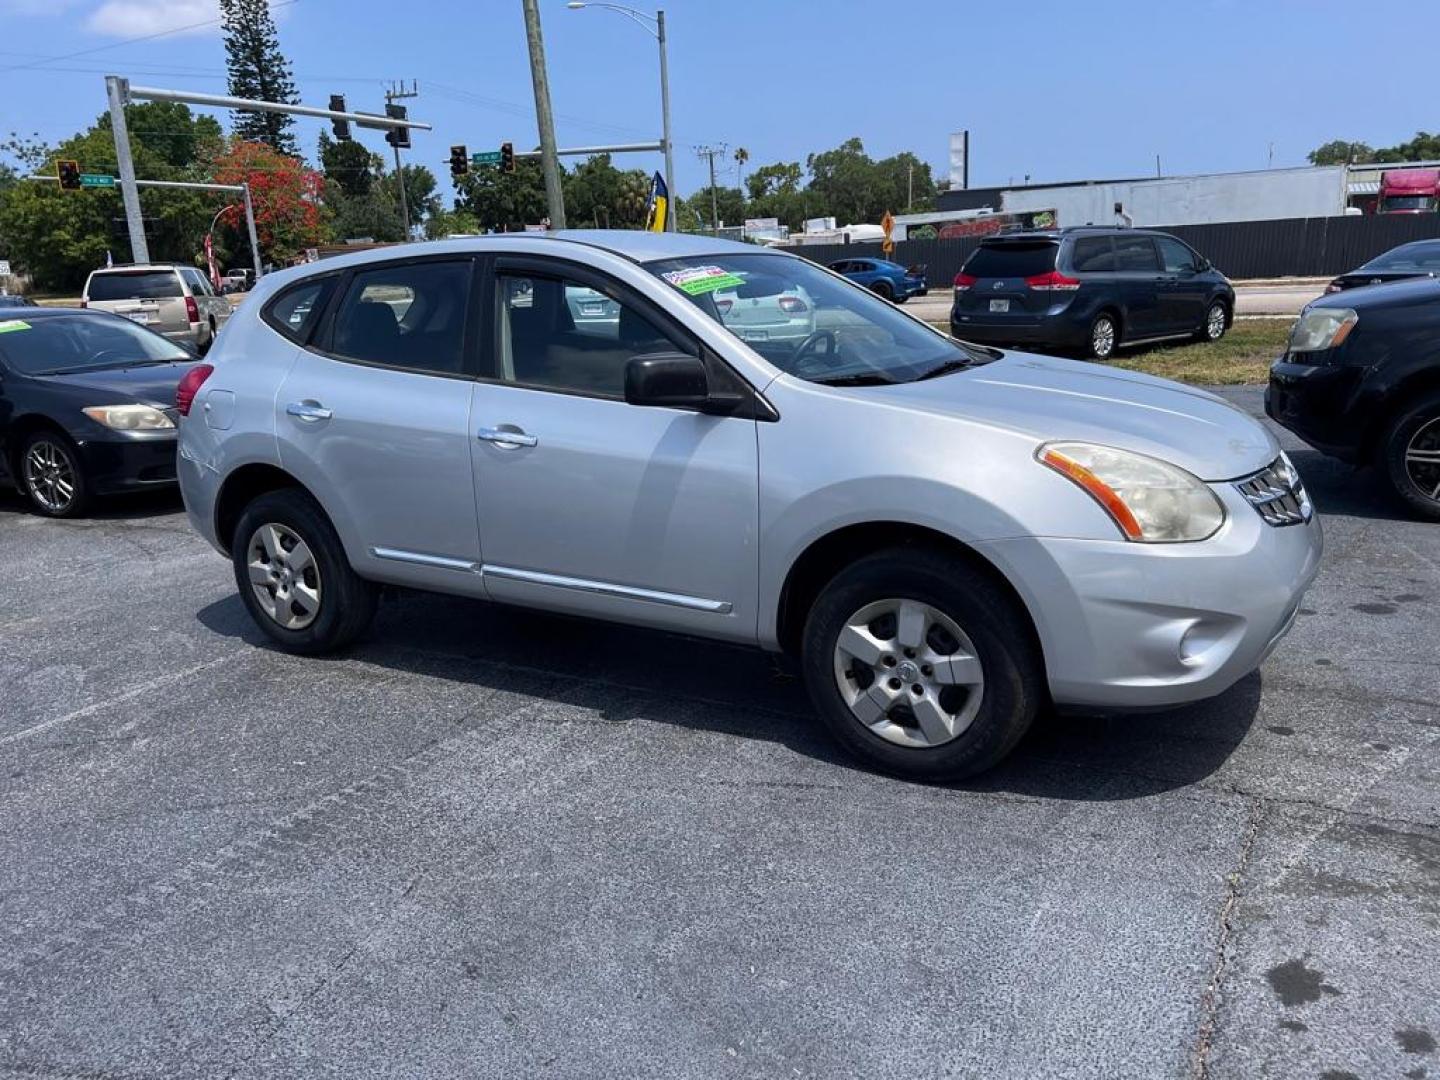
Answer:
1235;455;1313;527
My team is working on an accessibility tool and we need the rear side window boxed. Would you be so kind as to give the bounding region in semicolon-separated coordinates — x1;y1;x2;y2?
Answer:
1070;236;1116;272
86;271;182;301
1156;237;1199;273
1114;235;1161;272
329;260;472;375
963;242;1058;279
265;277;337;344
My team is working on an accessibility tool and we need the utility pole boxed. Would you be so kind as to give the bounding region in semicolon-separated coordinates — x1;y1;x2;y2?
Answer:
521;0;566;229
105;76;149;264
907;163;913;211
696;144;726;235
385;80;418;238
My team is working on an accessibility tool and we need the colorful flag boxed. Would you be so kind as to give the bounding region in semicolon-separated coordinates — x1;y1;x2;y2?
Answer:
644;171;668;233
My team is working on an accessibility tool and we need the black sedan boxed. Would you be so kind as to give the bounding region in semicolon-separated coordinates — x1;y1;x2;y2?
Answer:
0;307;200;517
1324;239;1440;294
1267;278;1440;519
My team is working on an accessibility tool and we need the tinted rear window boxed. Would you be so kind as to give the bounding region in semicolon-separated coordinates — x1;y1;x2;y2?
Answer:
87;271;183;301
963;242;1057;278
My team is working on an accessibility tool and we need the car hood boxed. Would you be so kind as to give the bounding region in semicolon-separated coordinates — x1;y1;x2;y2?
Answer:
869;351;1277;481
40;360;197;409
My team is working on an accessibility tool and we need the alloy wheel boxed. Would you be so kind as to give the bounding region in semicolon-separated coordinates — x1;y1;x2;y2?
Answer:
246;522;322;630
1206;303;1226;340
1092;317;1116;358
831;597;985;749
23;439;76;513
1404;417;1440;504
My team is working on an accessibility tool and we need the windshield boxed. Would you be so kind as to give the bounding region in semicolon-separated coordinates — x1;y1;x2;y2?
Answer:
0;313;190;375
87;271;183;301
647;253;986;385
1363;242;1440;273
1380;196;1438;213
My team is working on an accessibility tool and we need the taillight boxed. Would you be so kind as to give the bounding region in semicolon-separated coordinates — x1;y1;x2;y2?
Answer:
714;298;733;315
175;363;213;417
778;295;809;314
185;295;200;323
953;272;977;291
1025;270;1081;291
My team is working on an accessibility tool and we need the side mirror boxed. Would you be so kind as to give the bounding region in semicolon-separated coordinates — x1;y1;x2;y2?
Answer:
625;352;743;415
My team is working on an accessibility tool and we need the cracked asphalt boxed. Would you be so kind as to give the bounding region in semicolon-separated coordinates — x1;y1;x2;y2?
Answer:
1;388;1437;1079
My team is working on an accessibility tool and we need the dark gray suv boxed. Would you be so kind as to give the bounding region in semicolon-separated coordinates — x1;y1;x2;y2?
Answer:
949;228;1235;360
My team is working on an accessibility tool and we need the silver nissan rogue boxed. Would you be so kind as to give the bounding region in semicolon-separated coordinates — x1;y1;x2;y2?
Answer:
176;232;1322;780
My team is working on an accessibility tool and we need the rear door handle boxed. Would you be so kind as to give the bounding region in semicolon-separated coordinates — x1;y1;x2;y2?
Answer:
477;426;538;448
286;402;332;422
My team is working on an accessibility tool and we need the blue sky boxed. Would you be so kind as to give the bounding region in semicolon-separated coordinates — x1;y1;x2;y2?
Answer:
2;0;1437;201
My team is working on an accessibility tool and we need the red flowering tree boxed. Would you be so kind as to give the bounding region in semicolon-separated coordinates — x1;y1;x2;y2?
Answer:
212;139;324;265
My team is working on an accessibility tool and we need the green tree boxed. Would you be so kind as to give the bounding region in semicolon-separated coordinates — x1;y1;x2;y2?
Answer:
683;184;746;230
318;131;378;198
379;164;440;233
1381;131;1440;162
1308;140;1374;165
220;0;299;155
324;180;404;243
424;207;481;239
454;157;552;231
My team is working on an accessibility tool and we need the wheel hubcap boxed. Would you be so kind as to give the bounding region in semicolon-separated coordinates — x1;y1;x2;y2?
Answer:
832;598;985;749
1404;417;1440;503
246;522;322;630
23;440;75;512
1207;305;1225;339
1093;319;1115;356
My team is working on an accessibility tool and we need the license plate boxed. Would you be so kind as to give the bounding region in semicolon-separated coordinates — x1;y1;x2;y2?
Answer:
124;311;155;324
989;299;1010;313
741;329;769;341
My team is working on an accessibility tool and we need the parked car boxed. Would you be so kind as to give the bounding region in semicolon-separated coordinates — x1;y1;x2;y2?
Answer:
828;257;928;302
709;278;816;345
0;295;37;308
0;307;199;516
82;263;232;354
950;228;1235;360
1268;278;1440;520
1323;239;1440;294
177;231;1320;781
220;269;254;295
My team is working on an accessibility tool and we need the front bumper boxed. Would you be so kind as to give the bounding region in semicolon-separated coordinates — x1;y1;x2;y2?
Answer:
978;480;1323;709
1266;358;1364;462
75;432;180;496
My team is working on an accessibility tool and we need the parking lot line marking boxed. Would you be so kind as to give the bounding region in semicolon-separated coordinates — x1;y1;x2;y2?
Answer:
0;653;243;749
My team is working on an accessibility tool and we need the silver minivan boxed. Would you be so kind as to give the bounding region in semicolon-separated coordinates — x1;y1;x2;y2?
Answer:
83;264;232;354
176;232;1321;780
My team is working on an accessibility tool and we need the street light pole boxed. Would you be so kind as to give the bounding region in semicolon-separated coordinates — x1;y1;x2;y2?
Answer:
522;0;567;230
568;2;675;231
105;75;149;265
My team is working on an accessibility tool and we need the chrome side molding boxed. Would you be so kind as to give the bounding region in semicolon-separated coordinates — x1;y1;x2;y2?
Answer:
370;547;480;572
481;564;733;614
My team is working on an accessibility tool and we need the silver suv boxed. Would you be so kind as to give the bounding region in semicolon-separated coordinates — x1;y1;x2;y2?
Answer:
83;263;232;354
177;232;1322;780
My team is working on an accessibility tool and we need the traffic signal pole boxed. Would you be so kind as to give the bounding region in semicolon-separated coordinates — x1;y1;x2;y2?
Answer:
106;76;149;265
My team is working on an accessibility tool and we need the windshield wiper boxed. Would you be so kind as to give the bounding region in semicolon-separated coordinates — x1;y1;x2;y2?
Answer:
810;372;897;387
914;358;975;381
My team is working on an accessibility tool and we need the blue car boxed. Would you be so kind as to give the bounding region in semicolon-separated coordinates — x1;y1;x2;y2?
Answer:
828;257;928;303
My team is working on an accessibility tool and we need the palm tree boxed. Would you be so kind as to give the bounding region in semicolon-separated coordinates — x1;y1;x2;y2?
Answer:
734;147;750;197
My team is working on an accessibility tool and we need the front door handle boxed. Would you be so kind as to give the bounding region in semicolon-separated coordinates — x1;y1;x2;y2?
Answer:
286;401;332;422
477;426;538;448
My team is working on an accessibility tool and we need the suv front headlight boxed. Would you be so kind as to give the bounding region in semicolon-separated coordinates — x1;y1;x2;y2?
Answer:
82;404;174;431
1039;442;1226;542
1288;307;1357;353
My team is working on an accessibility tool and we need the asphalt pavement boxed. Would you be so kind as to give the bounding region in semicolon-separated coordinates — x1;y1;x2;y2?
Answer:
1;389;1437;1079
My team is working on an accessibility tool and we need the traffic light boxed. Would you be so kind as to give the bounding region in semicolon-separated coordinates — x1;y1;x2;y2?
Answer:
329;95;351;141
449;145;469;179
384;103;410;150
500;141;514;173
57;160;81;191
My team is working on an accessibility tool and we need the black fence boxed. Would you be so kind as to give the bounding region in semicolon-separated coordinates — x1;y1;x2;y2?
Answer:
791;213;1440;283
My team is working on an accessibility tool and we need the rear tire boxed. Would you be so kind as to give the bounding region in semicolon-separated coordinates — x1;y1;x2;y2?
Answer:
232;488;378;653
1381;393;1440;522
19;431;90;518
869;280;894;302
1085;311;1119;360
800;547;1042;782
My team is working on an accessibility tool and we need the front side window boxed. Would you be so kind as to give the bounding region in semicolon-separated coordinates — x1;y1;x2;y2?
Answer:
494;273;683;398
330;260;471;375
1156;237;1199;273
0;314;189;375
86;271;183;301
1114;235;1161;272
649;253;987;386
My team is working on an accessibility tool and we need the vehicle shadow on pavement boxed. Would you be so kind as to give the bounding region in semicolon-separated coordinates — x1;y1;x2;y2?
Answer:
197;588;1262;803
0;486;184;522
1284;447;1409;521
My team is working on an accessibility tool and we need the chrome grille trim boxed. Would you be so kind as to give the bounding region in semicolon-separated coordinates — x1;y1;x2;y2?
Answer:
1235;455;1313;527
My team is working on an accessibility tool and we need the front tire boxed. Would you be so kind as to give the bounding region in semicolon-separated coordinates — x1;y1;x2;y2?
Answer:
232;488;378;653
800;548;1043;782
1086;312;1118;360
1197;300;1228;343
20;431;89;518
1381;394;1440;521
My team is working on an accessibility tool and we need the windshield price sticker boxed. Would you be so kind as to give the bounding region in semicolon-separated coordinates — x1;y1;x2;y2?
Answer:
0;320;32;334
662;265;746;295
